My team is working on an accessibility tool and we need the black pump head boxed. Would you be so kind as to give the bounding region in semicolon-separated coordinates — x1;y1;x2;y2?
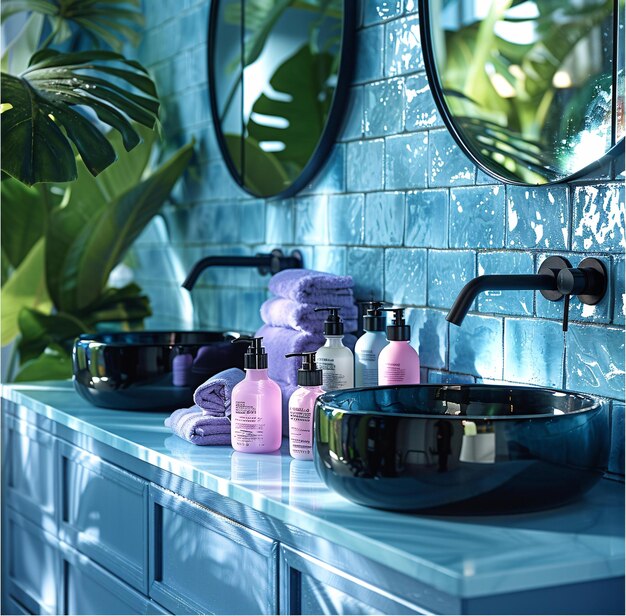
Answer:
314;307;344;335
285;352;323;386
360;300;387;331
381;307;410;341
232;336;268;369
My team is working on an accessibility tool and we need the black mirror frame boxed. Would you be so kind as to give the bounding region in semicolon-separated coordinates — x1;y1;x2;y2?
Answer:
207;1;357;199
418;0;625;186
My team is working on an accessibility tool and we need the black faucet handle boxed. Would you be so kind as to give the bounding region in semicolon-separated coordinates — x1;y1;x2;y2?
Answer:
562;294;570;332
560;258;607;305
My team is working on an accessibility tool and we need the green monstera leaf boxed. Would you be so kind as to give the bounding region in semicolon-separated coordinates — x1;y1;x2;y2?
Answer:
1;0;143;52
1;49;159;185
246;44;333;175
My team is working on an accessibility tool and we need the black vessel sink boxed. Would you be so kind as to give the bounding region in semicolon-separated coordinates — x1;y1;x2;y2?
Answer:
73;331;246;411
314;385;609;514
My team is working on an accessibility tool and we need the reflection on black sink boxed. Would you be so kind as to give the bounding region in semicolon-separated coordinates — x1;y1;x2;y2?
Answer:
73;331;246;411
314;385;609;514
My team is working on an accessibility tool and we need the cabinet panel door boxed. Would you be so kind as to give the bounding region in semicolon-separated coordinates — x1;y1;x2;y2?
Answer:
61;546;164;615
149;486;278;615
4;416;57;533
280;546;428;615
59;441;148;593
6;511;60;615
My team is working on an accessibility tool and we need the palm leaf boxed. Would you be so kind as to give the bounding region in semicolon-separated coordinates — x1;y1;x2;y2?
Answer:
1;49;159;185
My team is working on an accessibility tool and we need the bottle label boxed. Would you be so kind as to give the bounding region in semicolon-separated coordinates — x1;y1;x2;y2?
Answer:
381;362;406;384
289;406;312;455
317;357;348;391
232;400;266;448
356;350;378;387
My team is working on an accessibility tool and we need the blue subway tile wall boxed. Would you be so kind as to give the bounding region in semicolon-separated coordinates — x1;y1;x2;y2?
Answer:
135;0;625;477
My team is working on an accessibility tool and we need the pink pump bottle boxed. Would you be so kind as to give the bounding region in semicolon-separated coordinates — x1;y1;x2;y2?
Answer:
231;337;282;453
285;351;324;460
378;307;420;385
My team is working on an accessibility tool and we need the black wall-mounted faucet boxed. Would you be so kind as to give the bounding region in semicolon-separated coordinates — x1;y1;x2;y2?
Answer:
446;256;608;331
182;248;303;291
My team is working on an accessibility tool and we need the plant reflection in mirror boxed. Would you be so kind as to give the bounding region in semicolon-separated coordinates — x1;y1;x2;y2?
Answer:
218;0;343;196
430;0;619;184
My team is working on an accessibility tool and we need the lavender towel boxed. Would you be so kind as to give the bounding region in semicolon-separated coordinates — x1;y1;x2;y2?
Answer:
268;269;355;307
193;367;245;416
164;405;231;445
256;324;325;387
260;298;358;334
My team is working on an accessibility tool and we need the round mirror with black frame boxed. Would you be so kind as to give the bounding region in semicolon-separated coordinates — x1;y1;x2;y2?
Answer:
419;0;625;186
208;0;356;199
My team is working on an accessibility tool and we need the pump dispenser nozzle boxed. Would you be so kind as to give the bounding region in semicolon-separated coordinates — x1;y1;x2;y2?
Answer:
360;300;387;332
285;352;323;386
313;307;344;335
232;336;268;369
381;307;411;341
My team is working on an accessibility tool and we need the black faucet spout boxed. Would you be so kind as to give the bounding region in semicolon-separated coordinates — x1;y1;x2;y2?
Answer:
182;248;302;291
446;274;556;326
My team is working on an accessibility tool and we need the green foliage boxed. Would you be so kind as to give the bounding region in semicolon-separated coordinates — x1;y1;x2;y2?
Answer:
224;133;290;196
0;0;191;383
440;0;614;183
1;0;143;52
1;49;159;185
247;44;333;173
1;129;194;381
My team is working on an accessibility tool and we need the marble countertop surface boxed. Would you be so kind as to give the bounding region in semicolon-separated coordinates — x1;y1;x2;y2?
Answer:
2;381;624;599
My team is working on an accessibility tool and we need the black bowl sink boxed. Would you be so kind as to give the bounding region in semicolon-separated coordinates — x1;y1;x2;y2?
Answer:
314;385;609;514
73;331;247;411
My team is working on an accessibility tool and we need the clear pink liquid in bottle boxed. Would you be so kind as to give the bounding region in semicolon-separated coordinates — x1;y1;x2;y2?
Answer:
231;337;282;453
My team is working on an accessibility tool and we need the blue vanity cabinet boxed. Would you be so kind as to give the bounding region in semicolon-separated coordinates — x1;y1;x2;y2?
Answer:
58;440;149;594
4;509;61;615
60;544;170;615
3;414;58;535
279;546;428;615
148;485;279;615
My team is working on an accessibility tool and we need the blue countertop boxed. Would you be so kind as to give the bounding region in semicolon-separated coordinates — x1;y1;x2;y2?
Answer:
2;381;624;600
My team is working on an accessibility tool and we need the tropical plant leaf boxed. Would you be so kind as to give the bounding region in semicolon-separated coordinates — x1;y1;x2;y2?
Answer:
1;238;52;345
46;140;194;312
77;283;151;325
17;307;89;363
1;49;159;185
1;0;143;52
224;133;290;196
0;177;63;280
13;343;73;382
246;44;333;173
1;12;45;74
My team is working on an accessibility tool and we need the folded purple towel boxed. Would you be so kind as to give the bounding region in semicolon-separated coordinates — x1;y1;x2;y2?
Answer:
260;297;358;334
193;367;245;416
268;269;355;307
256;324;325;387
164;405;231;445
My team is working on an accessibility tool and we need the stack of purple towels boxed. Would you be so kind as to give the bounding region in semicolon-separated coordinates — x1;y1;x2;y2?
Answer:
255;269;358;434
164;367;245;445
